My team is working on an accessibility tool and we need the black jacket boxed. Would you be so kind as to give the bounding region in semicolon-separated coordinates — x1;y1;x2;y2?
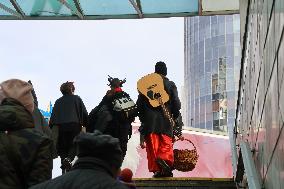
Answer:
30;157;128;189
0;98;53;189
137;76;181;137
49;94;88;129
89;91;134;139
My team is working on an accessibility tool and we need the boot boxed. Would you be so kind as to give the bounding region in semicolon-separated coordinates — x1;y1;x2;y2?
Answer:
156;158;173;177
161;170;173;177
156;158;171;173
153;171;163;178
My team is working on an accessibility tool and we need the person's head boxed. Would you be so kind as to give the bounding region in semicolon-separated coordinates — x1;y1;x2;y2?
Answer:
119;168;133;183
60;81;75;95
155;61;167;76
107;75;126;89
74;131;123;177
0;79;34;113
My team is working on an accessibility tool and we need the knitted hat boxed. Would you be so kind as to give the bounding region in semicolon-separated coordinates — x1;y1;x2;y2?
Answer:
74;131;123;169
155;61;167;76
120;168;133;182
0;79;34;113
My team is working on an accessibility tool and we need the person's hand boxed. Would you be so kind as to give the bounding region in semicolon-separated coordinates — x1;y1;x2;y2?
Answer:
178;135;184;141
173;135;184;142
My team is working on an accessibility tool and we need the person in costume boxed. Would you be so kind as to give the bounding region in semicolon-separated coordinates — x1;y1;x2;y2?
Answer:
136;61;183;177
88;76;137;159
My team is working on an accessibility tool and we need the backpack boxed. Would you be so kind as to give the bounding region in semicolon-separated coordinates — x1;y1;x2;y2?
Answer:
112;92;137;122
88;106;100;132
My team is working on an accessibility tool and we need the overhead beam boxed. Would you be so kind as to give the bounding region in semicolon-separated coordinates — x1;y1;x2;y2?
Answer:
0;12;198;20
72;0;84;17
0;2;23;19
202;10;239;15
198;0;203;16
129;0;143;18
136;0;143;14
58;0;83;19
10;0;25;17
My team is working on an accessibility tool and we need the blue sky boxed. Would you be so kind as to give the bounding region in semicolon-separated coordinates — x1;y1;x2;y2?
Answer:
0;18;184;112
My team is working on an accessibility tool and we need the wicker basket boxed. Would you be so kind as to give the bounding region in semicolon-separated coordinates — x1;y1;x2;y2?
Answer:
173;138;199;172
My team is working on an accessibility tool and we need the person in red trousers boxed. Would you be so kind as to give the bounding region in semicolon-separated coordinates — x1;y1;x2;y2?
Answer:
136;62;183;178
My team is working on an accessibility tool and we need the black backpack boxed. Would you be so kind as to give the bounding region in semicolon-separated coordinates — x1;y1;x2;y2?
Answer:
88;106;100;132
112;92;137;122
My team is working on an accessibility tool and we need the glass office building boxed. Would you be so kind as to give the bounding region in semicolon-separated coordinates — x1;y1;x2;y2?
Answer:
184;15;241;133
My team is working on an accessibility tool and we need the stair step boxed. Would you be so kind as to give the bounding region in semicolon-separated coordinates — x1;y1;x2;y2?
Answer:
133;177;236;189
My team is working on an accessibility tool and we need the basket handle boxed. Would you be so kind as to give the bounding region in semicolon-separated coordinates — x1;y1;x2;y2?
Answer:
174;138;197;151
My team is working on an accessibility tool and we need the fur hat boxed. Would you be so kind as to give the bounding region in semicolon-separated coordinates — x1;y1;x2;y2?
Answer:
0;79;34;113
155;61;167;76
107;75;126;88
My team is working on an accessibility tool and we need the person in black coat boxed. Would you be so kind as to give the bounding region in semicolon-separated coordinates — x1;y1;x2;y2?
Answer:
137;62;183;178
30;131;128;189
28;80;57;159
88;76;137;159
28;81;52;138
0;79;53;188
49;81;88;173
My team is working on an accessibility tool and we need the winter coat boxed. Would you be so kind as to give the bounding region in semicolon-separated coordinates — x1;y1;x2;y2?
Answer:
137;76;181;137
0;98;53;189
88;91;136;157
32;107;57;159
49;94;88;131
89;91;134;139
30;157;128;189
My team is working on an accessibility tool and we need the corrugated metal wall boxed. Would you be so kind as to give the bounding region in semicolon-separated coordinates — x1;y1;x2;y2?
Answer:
236;0;284;188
